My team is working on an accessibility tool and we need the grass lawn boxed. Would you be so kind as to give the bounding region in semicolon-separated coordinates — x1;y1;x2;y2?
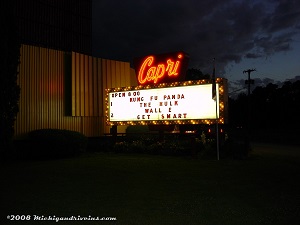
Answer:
1;142;299;225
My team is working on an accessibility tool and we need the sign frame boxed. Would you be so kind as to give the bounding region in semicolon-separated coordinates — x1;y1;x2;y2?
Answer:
106;78;228;126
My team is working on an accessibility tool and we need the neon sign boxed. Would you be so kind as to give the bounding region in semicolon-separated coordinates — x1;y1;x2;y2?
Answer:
134;51;189;85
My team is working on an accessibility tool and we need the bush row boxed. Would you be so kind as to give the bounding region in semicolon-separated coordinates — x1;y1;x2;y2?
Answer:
15;128;249;160
18;129;88;159
111;133;250;159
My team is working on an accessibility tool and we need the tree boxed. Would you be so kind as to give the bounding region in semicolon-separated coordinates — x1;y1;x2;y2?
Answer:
0;0;21;160
185;68;210;81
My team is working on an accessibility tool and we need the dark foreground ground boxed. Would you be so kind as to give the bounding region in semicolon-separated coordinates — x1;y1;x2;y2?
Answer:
1;142;299;225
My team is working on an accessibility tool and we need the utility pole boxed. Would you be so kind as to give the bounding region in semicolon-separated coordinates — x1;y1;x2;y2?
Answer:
243;69;256;96
242;69;255;158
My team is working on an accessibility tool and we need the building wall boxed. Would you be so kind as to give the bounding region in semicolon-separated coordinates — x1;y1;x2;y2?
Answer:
14;45;135;139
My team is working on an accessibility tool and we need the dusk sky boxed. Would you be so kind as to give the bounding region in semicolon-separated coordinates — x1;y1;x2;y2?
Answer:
92;0;300;92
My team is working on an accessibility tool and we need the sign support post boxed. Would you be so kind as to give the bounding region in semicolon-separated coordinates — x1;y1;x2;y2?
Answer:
215;93;219;161
212;58;219;160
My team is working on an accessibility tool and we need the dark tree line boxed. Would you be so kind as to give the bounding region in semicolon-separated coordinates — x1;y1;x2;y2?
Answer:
186;67;300;144
0;0;21;160
229;80;300;130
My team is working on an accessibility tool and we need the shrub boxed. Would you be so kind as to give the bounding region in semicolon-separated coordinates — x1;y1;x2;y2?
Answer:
112;141;129;153
109;130;251;160
199;138;216;159
130;140;146;153
112;136;194;156
147;141;163;155
26;129;88;159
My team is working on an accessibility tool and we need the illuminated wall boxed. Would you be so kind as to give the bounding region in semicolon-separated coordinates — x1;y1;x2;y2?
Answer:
14;45;134;139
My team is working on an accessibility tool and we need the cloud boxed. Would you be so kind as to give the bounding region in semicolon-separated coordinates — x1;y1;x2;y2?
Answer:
266;0;300;32
92;0;300;78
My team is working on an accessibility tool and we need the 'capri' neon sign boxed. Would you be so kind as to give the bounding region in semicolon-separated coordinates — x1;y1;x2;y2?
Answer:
134;51;189;85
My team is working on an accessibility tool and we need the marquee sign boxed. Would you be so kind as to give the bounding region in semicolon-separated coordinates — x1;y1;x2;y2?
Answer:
134;51;189;85
106;78;228;126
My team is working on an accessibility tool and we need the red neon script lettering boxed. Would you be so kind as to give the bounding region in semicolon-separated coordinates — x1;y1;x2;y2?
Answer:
138;54;182;84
